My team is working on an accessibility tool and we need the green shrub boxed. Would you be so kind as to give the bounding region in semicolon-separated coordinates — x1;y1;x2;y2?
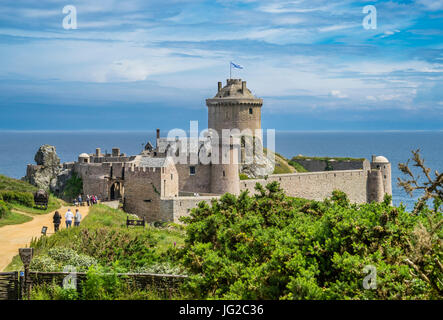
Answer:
30;282;79;300
287;160;308;173
30;248;97;272
29;256;59;272
64;173;83;200
0;200;9;219
0;190;34;207
82;265;125;300
239;173;249;180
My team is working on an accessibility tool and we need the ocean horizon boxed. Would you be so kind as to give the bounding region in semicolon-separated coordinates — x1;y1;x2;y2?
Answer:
1;130;442;211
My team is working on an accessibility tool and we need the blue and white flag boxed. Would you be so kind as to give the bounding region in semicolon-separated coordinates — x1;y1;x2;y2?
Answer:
230;61;243;69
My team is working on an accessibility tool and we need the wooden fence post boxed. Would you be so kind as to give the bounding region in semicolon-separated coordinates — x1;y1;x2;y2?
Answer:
19;248;34;300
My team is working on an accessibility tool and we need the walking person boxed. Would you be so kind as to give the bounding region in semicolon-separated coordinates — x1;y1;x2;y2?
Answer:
86;195;90;206
78;194;83;206
53;210;61;232
65;208;74;228
74;209;82;227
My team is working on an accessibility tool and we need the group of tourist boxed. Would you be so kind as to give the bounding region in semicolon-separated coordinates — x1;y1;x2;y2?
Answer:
73;194;99;207
52;208;82;232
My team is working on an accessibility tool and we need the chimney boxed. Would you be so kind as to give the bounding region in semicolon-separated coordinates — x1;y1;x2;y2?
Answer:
96;148;101;157
242;81;246;94
371;155;376;163
112;148;120;157
156;128;160;139
218;81;222;92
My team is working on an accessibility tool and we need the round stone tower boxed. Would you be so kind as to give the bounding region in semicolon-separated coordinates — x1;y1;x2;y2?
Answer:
209;138;240;195
206;79;263;136
206;79;262;195
368;155;392;202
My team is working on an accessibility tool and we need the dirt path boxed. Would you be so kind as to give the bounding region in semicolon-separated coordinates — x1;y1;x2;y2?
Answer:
0;205;90;271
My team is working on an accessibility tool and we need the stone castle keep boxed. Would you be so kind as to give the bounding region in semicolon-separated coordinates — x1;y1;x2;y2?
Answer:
26;79;392;222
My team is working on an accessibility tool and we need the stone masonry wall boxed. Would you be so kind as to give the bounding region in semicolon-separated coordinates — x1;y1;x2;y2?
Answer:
123;166;163;221
161;196;220;223
123;163;179;221
176;163;212;193
240;170;368;204
74;163;110;200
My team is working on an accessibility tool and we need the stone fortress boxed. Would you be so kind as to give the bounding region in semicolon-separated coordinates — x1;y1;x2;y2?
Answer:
26;79;392;222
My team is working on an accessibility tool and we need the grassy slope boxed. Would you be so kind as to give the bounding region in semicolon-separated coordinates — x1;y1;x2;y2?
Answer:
0;211;32;228
5;204;185;271
0;174;61;215
273;154;296;174
0;174;38;192
263;148;307;174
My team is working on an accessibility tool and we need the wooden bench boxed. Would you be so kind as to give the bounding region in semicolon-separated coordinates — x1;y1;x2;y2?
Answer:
126;216;145;228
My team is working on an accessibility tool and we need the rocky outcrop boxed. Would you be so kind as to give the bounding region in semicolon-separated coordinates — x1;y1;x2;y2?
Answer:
240;139;275;179
34;145;60;167
25;145;72;197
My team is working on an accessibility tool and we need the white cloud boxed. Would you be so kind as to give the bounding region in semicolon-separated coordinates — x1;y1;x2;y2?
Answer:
330;90;348;98
416;0;443;11
318;23;358;33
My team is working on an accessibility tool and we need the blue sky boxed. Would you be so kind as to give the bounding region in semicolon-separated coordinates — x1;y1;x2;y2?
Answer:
0;0;442;131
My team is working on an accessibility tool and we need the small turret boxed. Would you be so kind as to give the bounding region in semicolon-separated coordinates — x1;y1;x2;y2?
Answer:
78;153;90;163
368;155;392;203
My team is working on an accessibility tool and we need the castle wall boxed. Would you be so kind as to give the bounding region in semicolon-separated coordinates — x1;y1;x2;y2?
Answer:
123;162;179;221
176;163;212;193
74;163;110;200
161;196;220;223
292;159;370;172
162;162;179;198
123;166;163;221
240;170;368;203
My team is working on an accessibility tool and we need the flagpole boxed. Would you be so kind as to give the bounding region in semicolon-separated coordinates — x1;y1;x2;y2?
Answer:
229;62;232;79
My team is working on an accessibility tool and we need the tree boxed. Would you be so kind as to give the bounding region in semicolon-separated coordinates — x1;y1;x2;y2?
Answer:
397;149;443;294
398;149;443;214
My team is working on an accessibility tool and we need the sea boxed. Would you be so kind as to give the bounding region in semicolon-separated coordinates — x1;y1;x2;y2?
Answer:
0;131;441;211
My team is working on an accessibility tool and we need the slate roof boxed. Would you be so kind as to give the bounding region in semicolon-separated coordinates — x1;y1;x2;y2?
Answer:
138;156;169;168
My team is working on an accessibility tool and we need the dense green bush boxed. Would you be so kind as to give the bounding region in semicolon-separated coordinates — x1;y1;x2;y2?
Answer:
30;247;98;272
179;182;442;299
0;190;34;207
0;200;9;219
64;172;83;200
